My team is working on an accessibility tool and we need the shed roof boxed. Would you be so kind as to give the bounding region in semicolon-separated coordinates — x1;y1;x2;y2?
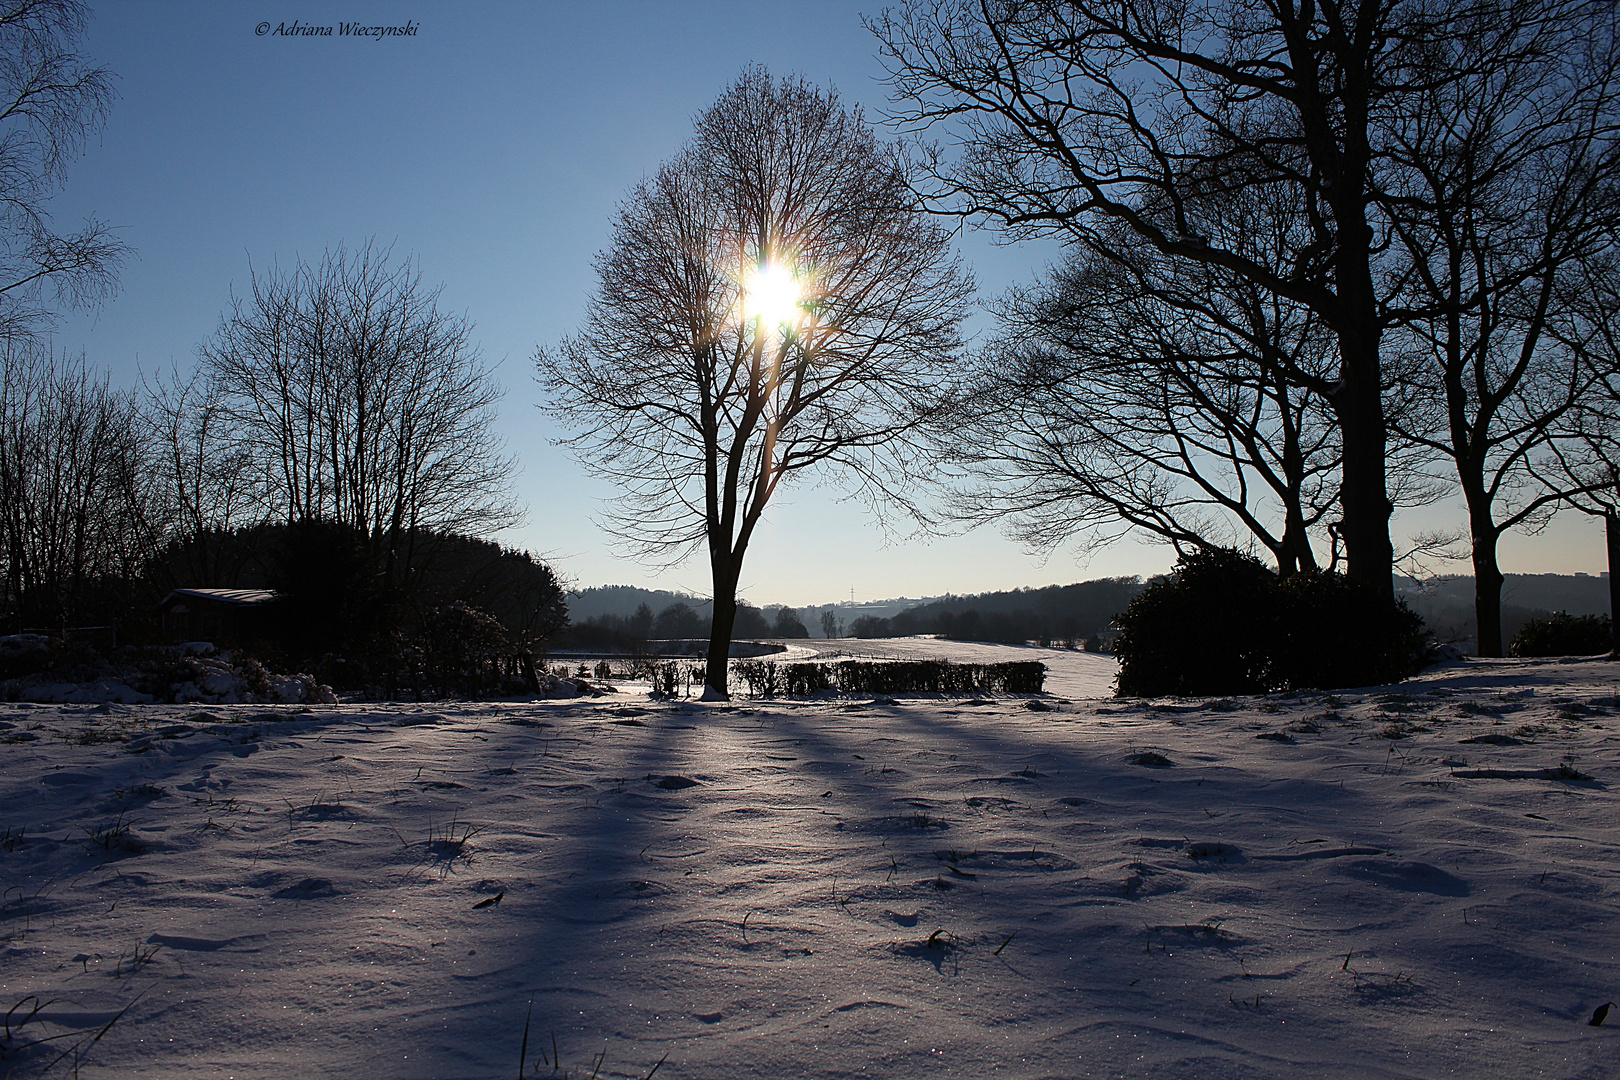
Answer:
161;588;279;607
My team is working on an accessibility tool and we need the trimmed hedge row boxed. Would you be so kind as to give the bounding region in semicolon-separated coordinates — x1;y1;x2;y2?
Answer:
731;658;1046;696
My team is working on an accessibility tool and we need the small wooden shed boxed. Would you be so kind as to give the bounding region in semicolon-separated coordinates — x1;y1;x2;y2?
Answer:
158;588;279;646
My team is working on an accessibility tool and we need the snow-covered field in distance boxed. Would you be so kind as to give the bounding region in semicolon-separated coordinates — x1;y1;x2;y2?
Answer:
2;641;1618;1078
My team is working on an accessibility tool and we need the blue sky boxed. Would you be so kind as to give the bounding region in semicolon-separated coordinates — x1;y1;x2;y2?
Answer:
48;1;1603;606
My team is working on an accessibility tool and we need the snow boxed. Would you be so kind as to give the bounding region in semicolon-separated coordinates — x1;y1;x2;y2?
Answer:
2;641;1618;1078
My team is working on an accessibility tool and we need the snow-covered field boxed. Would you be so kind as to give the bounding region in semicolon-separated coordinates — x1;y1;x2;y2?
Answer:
2;641;1618;1078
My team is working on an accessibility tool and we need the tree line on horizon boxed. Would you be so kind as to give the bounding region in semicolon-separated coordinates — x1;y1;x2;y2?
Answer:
567;570;1613;656
562;578;1143;651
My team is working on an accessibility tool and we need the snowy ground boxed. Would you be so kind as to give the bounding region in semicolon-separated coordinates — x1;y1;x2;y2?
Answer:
2;641;1618;1078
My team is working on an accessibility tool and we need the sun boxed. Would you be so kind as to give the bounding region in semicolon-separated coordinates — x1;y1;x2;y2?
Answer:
741;262;803;329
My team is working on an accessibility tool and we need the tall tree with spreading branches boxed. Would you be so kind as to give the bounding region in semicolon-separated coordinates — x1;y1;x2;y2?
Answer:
199;241;519;594
538;68;970;698
943;201;1351;576
872;0;1618;602
1381;5;1620;655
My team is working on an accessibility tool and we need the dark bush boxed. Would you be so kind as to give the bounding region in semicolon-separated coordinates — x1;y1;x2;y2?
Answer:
267;520;401;686
1114;549;1427;696
418;601;511;697
1274;570;1428;690
1114;549;1279;696
1509;611;1613;657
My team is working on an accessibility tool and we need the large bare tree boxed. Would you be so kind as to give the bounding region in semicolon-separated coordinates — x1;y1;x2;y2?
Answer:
1531;266;1620;640
943;197;1352;576
0;0;124;345
1380;7;1620;655
537;69;971;697
198;242;519;591
873;0;1616;601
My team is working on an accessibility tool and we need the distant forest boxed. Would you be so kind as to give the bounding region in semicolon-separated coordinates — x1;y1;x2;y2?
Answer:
564;573;1612;654
847;579;1144;646
1399;574;1610;648
562;592;808;652
564;578;1145;650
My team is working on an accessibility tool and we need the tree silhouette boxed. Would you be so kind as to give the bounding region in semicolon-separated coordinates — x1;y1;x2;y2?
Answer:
872;0;1618;601
538;68;970;696
0;0;124;346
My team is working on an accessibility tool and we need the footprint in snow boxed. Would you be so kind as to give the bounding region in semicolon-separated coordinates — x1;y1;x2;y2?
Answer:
274;877;339;898
41;772;98;786
1339;858;1469;896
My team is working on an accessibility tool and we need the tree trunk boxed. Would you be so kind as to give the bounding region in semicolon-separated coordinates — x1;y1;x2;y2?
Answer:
1607;509;1620;655
1455;449;1506;656
1276;399;1319;577
705;557;741;698
1470;520;1506;658
1277;500;1318;577
1332;320;1395;603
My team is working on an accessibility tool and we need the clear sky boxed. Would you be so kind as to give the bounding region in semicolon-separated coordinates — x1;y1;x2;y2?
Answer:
47;1;1604;607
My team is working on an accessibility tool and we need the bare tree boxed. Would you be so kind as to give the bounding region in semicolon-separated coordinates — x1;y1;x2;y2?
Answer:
873;0;1615;601
142;364;261;587
944;208;1351;576
198;242;520;591
0;0;124;346
0;345;155;629
1381;8;1620;655
537;68;971;697
1532;265;1620;638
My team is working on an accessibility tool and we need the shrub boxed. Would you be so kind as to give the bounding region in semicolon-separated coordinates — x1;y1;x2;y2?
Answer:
1114;549;1427;696
418;601;510;697
1509;611;1613;657
1114;549;1279;696
1274;569;1428;690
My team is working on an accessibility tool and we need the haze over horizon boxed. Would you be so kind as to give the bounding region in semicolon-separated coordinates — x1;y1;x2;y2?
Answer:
46;1;1606;608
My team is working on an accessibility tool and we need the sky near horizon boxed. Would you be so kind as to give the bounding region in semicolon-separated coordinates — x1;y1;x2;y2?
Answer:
45;1;1605;607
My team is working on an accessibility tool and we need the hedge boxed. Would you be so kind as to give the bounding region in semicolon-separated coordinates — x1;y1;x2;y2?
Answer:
731;658;1045;697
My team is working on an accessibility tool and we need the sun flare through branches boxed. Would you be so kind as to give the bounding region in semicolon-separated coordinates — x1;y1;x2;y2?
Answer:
537;67;970;697
740;261;804;332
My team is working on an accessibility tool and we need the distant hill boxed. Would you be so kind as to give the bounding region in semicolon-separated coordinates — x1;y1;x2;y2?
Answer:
571;586;938;627
1399;573;1610;647
571;571;1611;651
567;585;713;621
